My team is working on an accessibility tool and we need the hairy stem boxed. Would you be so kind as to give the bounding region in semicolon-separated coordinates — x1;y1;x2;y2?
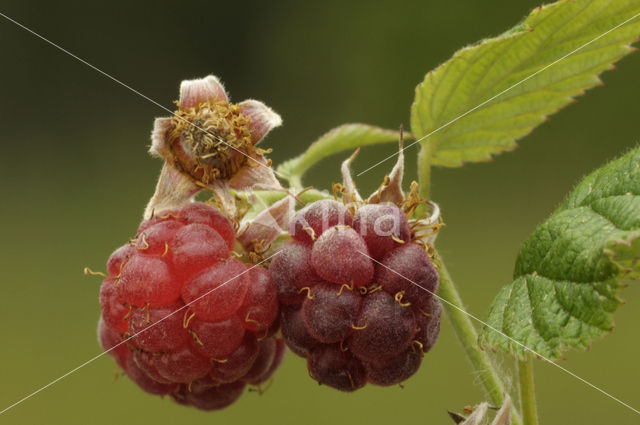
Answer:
437;259;521;425
518;355;539;425
419;144;521;423
288;174;303;191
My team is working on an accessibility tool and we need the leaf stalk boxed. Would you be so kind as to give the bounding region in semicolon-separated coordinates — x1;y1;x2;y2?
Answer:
518;355;539;425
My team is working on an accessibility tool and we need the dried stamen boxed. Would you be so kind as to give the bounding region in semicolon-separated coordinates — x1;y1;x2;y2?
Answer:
351;318;368;330
84;267;107;278
298;287;314;300
167;100;257;185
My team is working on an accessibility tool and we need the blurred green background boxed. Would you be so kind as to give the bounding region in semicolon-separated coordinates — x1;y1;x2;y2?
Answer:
1;0;638;424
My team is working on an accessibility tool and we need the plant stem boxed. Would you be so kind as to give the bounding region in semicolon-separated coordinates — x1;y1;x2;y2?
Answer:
417;142;434;199
436;259;521;425
418;144;521;424
289;174;303;191
518;355;539;425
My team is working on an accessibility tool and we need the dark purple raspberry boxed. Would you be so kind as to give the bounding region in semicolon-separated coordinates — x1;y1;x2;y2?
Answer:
302;282;361;343
352;204;411;260
97;202;283;410
363;347;422;386
280;306;321;357
311;226;373;286
269;241;321;305
270;199;442;391
375;242;439;308
289;199;353;244
308;344;367;392
415;296;442;353
348;291;416;361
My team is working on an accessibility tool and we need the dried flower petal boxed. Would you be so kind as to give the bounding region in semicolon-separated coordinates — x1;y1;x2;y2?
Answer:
143;163;200;219
229;154;282;192
491;397;511;425
340;148;363;204
150;117;173;158
461;403;488;425
238;99;282;145
238;195;296;251
179;75;227;109
367;138;405;205
448;397;511;425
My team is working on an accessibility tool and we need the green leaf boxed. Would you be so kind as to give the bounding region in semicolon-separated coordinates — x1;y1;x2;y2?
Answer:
411;0;640;168
276;124;406;187
480;147;640;359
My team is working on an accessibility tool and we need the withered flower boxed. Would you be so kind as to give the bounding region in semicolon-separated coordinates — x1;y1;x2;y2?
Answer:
145;76;283;218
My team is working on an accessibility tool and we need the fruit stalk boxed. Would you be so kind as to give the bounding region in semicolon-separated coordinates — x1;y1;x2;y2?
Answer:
518;355;539;425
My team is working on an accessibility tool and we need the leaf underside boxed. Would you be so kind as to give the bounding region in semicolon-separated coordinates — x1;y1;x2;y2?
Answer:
277;124;405;182
480;147;640;359
411;0;640;167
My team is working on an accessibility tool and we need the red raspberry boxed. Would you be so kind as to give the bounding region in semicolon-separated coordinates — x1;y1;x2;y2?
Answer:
209;334;259;383
172;380;246;411
97;318;128;369
270;200;442;391
241;338;287;385
97;202;283;410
